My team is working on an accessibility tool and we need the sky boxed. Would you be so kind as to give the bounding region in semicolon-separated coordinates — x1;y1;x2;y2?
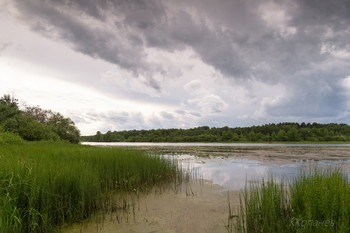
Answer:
1;0;350;135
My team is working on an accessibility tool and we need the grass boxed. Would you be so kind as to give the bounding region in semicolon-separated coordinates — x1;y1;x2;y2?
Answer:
0;141;182;233
228;168;350;233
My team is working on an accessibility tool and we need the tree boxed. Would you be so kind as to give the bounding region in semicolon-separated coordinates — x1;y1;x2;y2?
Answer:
80;122;350;143
276;130;288;141
95;131;103;142
0;94;81;143
19;121;59;141
2;114;31;134
287;127;300;141
222;130;233;141
0;94;19;109
48;113;80;143
0;95;20;123
24;105;54;124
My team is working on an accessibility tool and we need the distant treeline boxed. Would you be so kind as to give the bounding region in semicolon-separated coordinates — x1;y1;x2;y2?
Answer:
0;94;80;143
82;122;350;143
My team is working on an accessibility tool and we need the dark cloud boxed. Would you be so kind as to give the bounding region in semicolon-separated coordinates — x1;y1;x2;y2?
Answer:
293;0;350;27
9;0;257;82
11;0;165;89
267;87;345;118
6;0;350;122
9;0;350;78
265;66;350;119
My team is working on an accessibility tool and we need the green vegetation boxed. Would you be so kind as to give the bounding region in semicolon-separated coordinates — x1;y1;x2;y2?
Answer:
0;142;181;233
0;95;80;143
0;94;183;232
82;123;350;143
0;127;24;145
229;170;350;233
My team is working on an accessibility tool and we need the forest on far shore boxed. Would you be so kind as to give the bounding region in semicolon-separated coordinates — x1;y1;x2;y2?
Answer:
81;122;350;143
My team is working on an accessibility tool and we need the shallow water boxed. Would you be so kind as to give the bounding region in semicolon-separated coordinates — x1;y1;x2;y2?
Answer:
65;144;350;232
83;141;350;189
173;154;350;190
63;155;350;233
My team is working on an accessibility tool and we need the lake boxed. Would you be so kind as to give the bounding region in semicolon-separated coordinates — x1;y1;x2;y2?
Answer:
64;142;350;233
83;142;350;190
82;142;350;147
175;154;350;190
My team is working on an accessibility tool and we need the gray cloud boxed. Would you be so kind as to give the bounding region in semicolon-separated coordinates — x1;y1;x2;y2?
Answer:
10;0;166;91
293;0;350;27
186;95;228;113
267;85;345;118
18;1;146;69
265;62;350;119
190;112;202;117
6;0;350;124
10;0;349;81
0;42;10;54
161;111;174;120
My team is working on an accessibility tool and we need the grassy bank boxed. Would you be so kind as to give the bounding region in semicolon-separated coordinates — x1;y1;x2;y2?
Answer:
0;142;182;233
229;169;350;233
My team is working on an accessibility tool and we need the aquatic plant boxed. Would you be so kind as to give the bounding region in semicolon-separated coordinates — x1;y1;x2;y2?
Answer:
0;142;182;233
229;169;350;233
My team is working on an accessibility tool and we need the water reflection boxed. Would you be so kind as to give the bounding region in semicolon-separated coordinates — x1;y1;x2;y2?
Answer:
171;154;350;191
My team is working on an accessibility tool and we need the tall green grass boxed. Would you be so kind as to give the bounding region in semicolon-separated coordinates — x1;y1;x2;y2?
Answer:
0;142;182;233
229;169;350;233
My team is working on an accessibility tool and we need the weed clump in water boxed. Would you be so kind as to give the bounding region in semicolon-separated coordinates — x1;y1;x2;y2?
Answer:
229;168;350;233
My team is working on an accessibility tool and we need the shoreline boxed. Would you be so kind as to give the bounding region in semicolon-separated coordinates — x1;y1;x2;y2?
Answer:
62;145;350;232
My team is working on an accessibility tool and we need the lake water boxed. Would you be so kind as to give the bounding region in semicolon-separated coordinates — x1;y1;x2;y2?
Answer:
173;154;350;190
83;142;350;190
64;142;350;232
82;142;350;147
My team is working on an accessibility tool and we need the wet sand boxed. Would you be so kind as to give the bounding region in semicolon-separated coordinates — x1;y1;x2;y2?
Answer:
63;181;239;233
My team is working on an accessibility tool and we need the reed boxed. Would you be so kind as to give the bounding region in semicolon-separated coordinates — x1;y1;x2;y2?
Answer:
0;142;182;233
230;168;350;233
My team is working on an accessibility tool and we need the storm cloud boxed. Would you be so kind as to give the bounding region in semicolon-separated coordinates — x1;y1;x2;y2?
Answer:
2;0;350;133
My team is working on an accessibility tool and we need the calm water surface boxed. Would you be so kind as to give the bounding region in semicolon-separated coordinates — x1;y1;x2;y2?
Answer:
84;142;350;190
173;155;350;190
83;142;350;147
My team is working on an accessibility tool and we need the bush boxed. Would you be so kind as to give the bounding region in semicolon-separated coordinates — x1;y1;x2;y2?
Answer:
19;121;60;141
0;130;24;145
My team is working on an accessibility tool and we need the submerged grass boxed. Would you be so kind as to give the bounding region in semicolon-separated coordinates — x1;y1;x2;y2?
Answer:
229;168;350;233
0;142;182;233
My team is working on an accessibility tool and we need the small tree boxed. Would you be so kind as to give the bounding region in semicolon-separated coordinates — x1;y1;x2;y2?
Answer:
19;121;59;141
48;113;80;143
0;94;19;109
24;105;54;124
